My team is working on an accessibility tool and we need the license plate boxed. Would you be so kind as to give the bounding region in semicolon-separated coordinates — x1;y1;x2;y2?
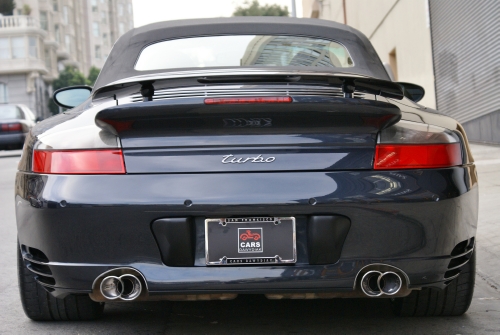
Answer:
205;217;296;265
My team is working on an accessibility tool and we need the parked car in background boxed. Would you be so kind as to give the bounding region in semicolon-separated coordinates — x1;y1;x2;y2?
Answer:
0;104;36;150
16;17;477;321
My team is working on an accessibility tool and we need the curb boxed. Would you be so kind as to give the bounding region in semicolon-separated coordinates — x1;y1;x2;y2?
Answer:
0;150;23;158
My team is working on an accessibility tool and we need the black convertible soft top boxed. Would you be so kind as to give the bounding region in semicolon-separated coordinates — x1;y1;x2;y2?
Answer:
93;17;391;91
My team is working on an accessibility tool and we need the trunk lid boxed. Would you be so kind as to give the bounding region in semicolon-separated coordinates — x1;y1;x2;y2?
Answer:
96;95;400;173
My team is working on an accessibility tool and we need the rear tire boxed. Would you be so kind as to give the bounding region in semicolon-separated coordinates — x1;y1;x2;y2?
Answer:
17;244;104;321
392;249;475;317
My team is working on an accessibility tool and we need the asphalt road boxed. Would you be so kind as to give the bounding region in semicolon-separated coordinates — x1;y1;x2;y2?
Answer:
0;145;499;334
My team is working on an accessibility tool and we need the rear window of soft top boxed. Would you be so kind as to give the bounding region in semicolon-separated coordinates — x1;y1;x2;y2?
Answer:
135;35;354;71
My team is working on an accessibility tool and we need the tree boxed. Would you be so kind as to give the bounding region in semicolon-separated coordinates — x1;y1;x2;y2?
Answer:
87;66;100;86
233;0;289;16
0;0;16;15
48;66;101;114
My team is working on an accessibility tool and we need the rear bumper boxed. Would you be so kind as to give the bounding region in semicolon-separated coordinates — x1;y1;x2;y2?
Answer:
0;132;25;146
16;166;478;296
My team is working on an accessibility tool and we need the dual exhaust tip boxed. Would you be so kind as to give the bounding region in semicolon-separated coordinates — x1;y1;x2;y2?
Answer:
100;274;142;301
360;271;402;297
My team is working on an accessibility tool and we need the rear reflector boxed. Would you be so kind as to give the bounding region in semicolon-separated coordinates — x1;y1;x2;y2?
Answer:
204;96;292;104
1;123;22;132
33;149;126;174
374;143;462;170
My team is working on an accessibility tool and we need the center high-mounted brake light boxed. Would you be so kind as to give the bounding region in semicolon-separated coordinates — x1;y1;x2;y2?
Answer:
204;96;292;104
33;149;126;174
374;120;463;170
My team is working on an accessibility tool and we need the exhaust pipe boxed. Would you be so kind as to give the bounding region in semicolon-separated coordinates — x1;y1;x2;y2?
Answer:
100;274;142;301
100;276;122;300
119;274;142;301
378;271;402;295
361;271;383;297
360;271;402;297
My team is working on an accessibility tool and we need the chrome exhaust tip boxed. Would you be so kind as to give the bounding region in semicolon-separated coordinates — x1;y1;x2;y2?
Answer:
378;271;402;295
100;276;122;300
100;274;142;301
120;274;142;301
361;271;383;297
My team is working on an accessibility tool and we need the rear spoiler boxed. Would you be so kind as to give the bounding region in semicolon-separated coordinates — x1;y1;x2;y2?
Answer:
93;73;404;102
95;97;401;135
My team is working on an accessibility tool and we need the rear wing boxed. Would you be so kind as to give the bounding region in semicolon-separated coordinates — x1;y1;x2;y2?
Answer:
93;71;404;102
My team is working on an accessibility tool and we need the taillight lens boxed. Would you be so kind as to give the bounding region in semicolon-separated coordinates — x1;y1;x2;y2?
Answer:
374;121;463;170
1;122;23;132
204;96;292;104
33;149;126;174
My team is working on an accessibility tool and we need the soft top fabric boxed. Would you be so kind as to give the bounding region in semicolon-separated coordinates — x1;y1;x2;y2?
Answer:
93;17;390;90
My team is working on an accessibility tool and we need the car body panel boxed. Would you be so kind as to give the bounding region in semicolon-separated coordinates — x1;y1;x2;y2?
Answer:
16;17;478;302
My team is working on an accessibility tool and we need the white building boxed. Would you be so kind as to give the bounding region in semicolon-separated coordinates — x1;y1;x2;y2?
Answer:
303;0;500;144
0;0;134;118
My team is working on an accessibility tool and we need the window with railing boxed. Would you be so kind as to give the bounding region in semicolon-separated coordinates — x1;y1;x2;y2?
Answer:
91;0;98;12
118;4;123;15
95;45;101;59
53;0;59;11
101;11;107;24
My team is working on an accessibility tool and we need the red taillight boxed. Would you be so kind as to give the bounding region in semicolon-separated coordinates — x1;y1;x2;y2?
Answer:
204;96;292;105
374;143;462;170
33;149;126;174
1;123;22;132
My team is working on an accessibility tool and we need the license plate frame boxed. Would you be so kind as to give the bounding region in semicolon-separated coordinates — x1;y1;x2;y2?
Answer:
205;217;296;266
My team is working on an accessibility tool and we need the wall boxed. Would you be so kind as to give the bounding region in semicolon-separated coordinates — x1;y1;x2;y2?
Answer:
303;0;436;108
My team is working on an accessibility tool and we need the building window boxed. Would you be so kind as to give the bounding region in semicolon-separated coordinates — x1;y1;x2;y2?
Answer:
0;38;9;59
102;33;108;45
12;37;26;59
128;3;132;14
29;37;37;58
53;0;59;11
118;4;123;15
40;11;48;31
119;22;124;35
91;0;98;12
0;83;7;103
63;6;68;24
45;49;51;69
101;11;107;23
55;24;60;43
95;45;101;59
65;35;71;52
93;22;100;37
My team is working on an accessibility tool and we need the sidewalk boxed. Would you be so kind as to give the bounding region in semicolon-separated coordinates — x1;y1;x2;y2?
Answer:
470;144;500;291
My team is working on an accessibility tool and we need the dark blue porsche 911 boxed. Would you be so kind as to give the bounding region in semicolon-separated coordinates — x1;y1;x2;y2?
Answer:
16;17;477;320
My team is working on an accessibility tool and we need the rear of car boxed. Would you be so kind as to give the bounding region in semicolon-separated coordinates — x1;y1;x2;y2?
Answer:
15;17;477;321
0;104;34;149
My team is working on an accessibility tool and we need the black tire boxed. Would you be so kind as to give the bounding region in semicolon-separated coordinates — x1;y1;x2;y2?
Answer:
392;249;476;317
17;244;104;321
